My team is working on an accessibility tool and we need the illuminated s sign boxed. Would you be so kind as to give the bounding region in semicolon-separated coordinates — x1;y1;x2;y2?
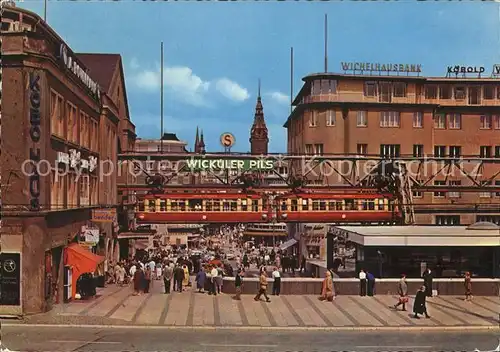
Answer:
341;62;422;74
220;132;235;149
446;65;485;77
60;44;101;100
185;158;274;171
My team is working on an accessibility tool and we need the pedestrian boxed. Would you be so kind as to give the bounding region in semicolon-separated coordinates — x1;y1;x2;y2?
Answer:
413;286;430;319
144;267;152;293
133;266;144;295
215;264;224;294
156;263;162;281
234;269;243;300
366;271;375;296
272;267;281;296
358;269;367;296
117;263;126;287
254;268;271;302
318;271;335;302
182;264;190;288
174;264;184;292
195;267;206;293
422;268;433;297
162;262;173;294
464;271;472;301
394;274;408;311
210;265;219;295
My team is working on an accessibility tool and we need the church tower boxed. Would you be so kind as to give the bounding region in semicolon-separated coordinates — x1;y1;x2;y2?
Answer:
249;79;269;155
194;126;200;153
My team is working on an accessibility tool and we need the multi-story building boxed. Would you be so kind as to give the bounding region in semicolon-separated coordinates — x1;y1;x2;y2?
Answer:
1;5;133;314
284;66;500;225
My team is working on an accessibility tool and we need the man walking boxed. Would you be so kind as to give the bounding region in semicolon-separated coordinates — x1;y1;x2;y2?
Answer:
234;269;243;300
254;268;271;302
394;274;408;311
162;262;173;294
174;264;184;292
413;286;431;319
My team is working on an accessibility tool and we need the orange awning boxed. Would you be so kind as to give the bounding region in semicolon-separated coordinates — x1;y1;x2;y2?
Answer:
65;243;105;299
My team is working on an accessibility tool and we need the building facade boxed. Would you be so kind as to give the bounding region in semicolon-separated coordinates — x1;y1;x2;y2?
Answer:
0;6;130;314
285;69;500;225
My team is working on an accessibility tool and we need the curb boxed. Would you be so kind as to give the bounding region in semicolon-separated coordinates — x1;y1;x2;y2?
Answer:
1;323;499;331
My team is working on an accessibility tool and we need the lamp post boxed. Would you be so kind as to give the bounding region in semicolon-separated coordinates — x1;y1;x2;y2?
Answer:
377;250;384;278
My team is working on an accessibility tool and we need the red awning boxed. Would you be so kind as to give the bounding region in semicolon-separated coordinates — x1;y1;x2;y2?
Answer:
65;243;105;299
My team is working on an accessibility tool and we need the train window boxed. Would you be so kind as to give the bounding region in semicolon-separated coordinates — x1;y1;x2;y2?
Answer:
189;199;202;211
206;200;213;211
179;201;186;211
328;201;335;210
241;199;248;211
251;200;259;212
312;200;320;211
160;200;166;211
291;199;298;211
138;201;144;212
378;200;385;210
213;201;221;211
149;201;156;212
171;201;179;211
230;200;237;211
362;200;375;210
302;199;309;211
320;201;326;211
345;199;355;210
281;200;288;211
222;201;230;211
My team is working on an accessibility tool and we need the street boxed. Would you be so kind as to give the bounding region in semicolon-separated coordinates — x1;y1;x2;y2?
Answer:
2;325;499;352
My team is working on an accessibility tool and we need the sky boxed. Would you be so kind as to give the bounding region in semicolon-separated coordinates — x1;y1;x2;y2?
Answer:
19;1;500;153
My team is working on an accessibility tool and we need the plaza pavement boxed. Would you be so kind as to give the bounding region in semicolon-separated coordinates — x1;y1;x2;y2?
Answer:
42;279;500;329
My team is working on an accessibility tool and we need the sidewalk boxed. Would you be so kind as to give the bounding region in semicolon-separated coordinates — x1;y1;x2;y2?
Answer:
21;281;500;328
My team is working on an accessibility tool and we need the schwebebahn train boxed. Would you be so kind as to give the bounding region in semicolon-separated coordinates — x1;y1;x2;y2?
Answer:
135;191;401;224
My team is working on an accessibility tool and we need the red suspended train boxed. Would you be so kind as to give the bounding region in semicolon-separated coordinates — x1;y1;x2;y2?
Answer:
135;191;401;224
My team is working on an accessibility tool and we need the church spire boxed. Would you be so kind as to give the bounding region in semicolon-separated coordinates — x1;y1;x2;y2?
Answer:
194;126;200;153
249;78;268;155
199;129;206;153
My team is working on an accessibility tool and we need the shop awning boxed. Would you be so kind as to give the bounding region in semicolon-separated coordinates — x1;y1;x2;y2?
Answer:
65;243;105;299
118;231;155;239
280;238;298;250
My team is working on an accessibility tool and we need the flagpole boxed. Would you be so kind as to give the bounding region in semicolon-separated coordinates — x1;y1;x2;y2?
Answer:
160;42;164;153
290;46;294;115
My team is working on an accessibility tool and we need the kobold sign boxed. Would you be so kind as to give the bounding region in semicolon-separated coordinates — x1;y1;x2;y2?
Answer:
447;65;485;76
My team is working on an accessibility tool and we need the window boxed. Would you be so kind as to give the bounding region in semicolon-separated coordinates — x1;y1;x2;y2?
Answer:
357;144;368;155
413;144;424;157
448;180;461;198
50;90;65;138
476;215;500;225
305;144;313;155
496;180;500;197
480;181;492;198
483;86;495;100
80;111;91;148
468;86;481;105
480;115;492;129
454;86;466;100
311;81;321;95
439;85;452;99
434;114;446;129
434;145;446;157
448;113;461;129
50;171;65;210
66;102;78;143
425;85;437;99
325;110;336;126
480;146;492;158
434;180;446;197
311;80;337;95
380;111;400;127
379;82;392;103
314;144;324;156
80;175;90;206
435;215;460;226
494;115;500;129
495;146;500;158
393;82;406;97
380;144;400;158
449;146;461;158
412;190;422;198
364;82;377;97
413;112;423;128
356;111;367;127
309;111;317;127
68;174;78;208
90;177;98;205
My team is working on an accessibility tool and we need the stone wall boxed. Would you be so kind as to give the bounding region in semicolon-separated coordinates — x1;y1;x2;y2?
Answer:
222;277;500;296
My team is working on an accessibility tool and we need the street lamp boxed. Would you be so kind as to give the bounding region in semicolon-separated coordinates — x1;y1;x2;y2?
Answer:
377;250;384;278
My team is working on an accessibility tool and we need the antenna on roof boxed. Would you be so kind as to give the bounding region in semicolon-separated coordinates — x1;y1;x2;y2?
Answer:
324;13;328;73
43;0;47;21
160;41;164;154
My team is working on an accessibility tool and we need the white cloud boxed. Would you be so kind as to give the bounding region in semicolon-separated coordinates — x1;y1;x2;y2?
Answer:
215;78;250;102
129;58;249;107
267;91;290;105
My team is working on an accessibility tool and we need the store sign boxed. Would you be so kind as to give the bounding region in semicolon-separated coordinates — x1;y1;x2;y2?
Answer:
57;151;97;172
0;253;21;306
80;226;100;245
492;64;500;77
29;72;42;211
341;62;422;73
447;65;485;75
59;44;101;100
92;209;117;223
185;157;274;171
